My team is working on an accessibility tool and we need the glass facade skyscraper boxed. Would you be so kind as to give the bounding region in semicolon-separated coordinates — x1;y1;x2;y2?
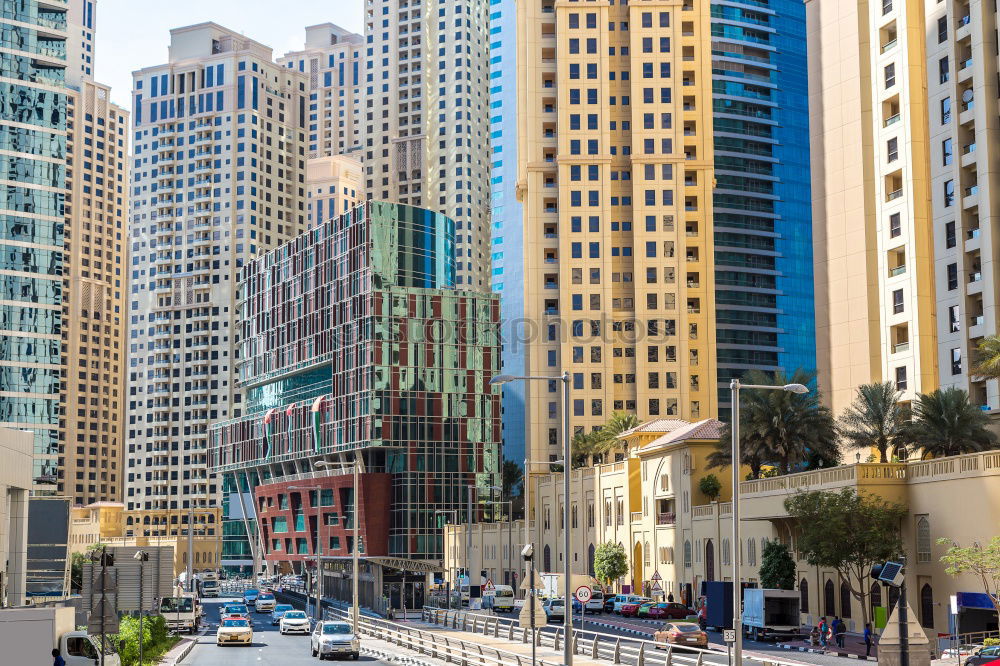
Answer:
711;0;816;406
0;0;69;488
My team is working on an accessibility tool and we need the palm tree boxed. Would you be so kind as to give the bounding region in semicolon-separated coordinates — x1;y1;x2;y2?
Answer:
590;411;642;459
970;335;1000;380
837;381;909;463
708;369;840;478
571;431;600;468
902;387;999;458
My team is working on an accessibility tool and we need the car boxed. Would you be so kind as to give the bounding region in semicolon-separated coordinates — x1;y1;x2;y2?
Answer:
543;598;565;621
654;622;709;649
311;620;360;660
216;617;254;646
636;601;658;618
620;602;643;618
255;592;276;612
222;603;249;619
967;646;1000;666
585;590;605;614
243;589;260;606
271;604;295;625
649;602;694;620
613;595;648;614
604;595;621;613
279;609;311;635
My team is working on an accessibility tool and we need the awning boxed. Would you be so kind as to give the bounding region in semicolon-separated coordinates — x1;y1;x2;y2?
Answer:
957;592;997;610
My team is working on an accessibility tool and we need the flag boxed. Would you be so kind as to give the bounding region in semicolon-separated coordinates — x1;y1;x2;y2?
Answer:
311;395;325;453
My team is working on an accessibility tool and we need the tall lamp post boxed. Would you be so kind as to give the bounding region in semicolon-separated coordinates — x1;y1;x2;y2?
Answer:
486;485;512;589
729;378;808;666
316;458;363;633
134;550;149;666
490;373;571;666
288;484;325;622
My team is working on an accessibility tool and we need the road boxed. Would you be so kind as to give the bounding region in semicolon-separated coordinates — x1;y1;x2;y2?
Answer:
179;597;393;666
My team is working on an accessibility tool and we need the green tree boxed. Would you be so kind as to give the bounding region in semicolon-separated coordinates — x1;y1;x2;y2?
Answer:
971;335;1000;380
838;381;910;463
501;459;523;500
784;488;906;629
591;411;642;459
937;536;1000;618
698;474;722;501
571;431;601;468
759;541;796;590
70;551;86;593
903;388;999;457
593;542;629;589
709;369;840;478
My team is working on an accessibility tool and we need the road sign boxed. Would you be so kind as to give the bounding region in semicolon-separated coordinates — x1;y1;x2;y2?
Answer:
519;570;543;591
651;571;662;582
650;581;664;595
724;629;736;643
574;585;593;603
484;579;496;596
519;596;548;628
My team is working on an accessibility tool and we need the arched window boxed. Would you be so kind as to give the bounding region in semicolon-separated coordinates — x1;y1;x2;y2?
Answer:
916;516;931;563
683;541;692;567
588;544;596;577
543;545;551;571
824;579;836;616
870;582;882;616
920;584;934;628
705;540;716;581
644;541;651;566
748;538;757;566
841;580;852;618
722;538;731;566
800;579;809;613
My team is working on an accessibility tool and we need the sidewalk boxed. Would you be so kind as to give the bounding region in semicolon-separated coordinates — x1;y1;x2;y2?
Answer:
776;634;877;662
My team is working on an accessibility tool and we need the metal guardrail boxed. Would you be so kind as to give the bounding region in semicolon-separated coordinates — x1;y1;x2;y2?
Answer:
936;630;1000;657
418;607;805;666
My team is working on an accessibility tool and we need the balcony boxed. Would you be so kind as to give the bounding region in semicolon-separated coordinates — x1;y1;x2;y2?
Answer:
656;512;676;526
889;265;906;277
883;113;901;128
886;189;903;202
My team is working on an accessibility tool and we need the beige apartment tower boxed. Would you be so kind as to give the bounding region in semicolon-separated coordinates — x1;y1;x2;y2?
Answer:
515;0;718;465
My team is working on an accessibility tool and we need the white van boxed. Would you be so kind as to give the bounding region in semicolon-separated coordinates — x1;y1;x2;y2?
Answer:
490;585;515;612
612;594;647;614
585;589;605;614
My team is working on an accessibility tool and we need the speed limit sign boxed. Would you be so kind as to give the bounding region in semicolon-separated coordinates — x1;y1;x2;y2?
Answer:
574;585;593;603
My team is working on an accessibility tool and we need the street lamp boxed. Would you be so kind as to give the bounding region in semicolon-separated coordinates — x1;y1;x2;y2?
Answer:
490;373;572;666
315;458;363;633
729;379;808;666
134;550;149;666
486;485;513;591
288;484;325;622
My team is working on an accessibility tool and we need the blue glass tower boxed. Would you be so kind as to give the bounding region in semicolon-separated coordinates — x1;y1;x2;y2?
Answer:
711;0;816;408
0;0;69;488
489;0;527;475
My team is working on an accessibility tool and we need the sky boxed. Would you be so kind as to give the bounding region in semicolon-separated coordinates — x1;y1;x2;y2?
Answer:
94;0;364;107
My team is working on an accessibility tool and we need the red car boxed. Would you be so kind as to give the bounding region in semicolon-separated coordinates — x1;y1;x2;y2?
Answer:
620;602;643;617
648;602;693;620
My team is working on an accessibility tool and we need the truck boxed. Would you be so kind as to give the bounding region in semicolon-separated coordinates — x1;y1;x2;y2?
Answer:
195;572;219;598
0;606;120;666
158;594;201;634
700;580;734;631
741;588;801;641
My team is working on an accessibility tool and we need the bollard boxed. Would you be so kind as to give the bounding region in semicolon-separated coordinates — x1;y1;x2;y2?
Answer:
592;635;599;659
573;632;579;655
522;626;529;643
554;628;561;652
508;622;515;641
494;618;500;638
535;628;541;647
665;646;673;666
638;641;646;666
613;637;622;664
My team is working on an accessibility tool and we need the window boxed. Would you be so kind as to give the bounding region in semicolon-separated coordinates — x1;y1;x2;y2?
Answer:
944;180;955;207
939;56;949;83
942;138;953;166
945;221;956;248
937;16;948;43
920;584;935;628
683;540;692;567
841;581;852;619
941;97;951;124
887;137;898;162
800;579;809;613
884;63;896;88
895;365;907;391
889;212;901;238
949;305;960;333
892;289;904;314
947;263;958;290
951;348;962;375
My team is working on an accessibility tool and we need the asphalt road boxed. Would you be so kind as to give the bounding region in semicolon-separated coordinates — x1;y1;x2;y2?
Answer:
179;597;392;666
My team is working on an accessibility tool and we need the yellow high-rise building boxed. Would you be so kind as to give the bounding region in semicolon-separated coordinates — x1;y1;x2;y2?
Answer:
515;0;717;464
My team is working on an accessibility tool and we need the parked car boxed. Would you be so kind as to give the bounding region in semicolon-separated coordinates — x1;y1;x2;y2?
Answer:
310;620;360;660
255;592;276;613
967;646;1000;666
654;622;709;649
543;598;565;622
636;602;658;618
222;604;249;619
612;595;648;614
621;602;644;618
279;610;311;635
585;590;605;614
242;589;260;606
649;602;693;620
216;617;253;646
271;604;295;625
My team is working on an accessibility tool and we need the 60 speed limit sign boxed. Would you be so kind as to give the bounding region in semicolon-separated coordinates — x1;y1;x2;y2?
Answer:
574;585;593;603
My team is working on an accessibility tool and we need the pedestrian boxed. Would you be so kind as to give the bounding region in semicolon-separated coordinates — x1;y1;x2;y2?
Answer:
834;616;846;648
51;648;66;666
818;617;829;647
667;593;674;603
864;623;874;658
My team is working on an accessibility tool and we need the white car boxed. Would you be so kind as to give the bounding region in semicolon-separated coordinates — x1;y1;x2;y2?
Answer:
280;610;311;634
216;617;253;646
311;620;360;660
585;590;605;614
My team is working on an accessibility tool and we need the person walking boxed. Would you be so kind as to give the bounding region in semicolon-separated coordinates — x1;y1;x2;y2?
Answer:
833;616;846;648
864;623;874;657
51;648;66;666
818;617;829;647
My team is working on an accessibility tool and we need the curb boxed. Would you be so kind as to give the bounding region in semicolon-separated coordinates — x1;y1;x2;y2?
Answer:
362;646;436;666
579;618;654;638
161;636;198;666
776;643;877;661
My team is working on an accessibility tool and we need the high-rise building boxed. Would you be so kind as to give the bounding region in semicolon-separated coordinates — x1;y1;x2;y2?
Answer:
0;0;71;491
210;201;500;604
363;0;492;290
66;0;97;85
278;24;365;159
305;155;363;229
61;79;128;505
808;0;938;413
710;0;816;408
127;23;308;542
513;0;719;464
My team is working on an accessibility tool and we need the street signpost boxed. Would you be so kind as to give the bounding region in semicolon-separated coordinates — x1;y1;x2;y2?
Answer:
519;595;548;628
574;584;593;632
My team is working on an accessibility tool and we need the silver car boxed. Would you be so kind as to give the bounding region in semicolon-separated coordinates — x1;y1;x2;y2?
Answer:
310;621;360;660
